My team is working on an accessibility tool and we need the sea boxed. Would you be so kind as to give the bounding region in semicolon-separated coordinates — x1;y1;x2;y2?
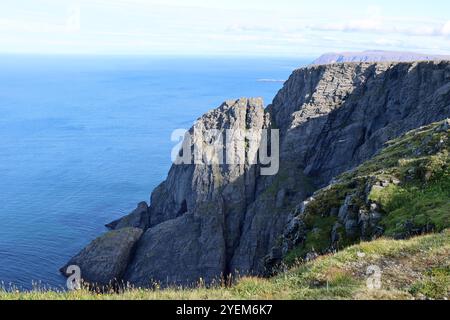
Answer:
0;55;310;289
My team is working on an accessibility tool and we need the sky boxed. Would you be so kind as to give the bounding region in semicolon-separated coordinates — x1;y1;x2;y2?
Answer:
0;0;449;56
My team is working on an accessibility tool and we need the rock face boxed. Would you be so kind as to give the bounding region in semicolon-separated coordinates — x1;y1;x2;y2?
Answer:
60;228;143;286
106;202;149;230
264;118;450;273
125;98;271;287
269;61;450;186
62;61;450;287
124;210;226;287
312;50;450;65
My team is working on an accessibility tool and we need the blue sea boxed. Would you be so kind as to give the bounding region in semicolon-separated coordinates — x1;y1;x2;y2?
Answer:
0;55;310;290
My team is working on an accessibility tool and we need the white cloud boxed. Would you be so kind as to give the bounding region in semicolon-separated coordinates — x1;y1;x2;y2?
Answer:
308;5;450;39
442;21;450;36
367;5;382;17
0;4;81;34
374;38;403;47
310;18;450;38
1;1;449;56
66;5;81;32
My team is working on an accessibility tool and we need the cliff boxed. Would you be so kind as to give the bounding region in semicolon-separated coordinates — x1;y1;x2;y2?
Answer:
265;119;449;273
61;61;450;288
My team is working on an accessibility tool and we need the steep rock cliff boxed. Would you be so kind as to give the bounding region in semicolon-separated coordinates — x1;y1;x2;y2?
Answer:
62;61;450;287
232;61;450;275
124;98;271;287
265;119;449;273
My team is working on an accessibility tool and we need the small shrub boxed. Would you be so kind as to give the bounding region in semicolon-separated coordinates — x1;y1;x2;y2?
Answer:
410;267;450;299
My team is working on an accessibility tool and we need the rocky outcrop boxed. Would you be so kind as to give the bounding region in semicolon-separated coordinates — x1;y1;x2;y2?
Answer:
265;119;449;272
123;98;270;287
232;61;450;275
124;209;226;287
269;61;450;186
106;202;149;230
60;228;143;286
62;61;450;288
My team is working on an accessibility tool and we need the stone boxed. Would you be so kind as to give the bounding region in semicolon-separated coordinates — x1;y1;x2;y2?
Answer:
338;195;354;222
124;98;269;286
345;220;359;238
305;251;319;262
296;197;314;216
331;223;343;244
434;118;450;132
106;202;149;230
60;228;143;286
124;212;226;288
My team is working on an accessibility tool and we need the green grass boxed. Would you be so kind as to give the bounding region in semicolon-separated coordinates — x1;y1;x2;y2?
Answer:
283;120;450;262
284;216;339;265
410;266;450;299
371;171;450;237
1;230;448;300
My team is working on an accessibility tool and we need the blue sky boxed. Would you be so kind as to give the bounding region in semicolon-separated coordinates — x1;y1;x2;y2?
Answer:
1;0;449;56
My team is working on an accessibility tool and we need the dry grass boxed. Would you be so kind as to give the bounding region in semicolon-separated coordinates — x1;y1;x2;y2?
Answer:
1;230;448;300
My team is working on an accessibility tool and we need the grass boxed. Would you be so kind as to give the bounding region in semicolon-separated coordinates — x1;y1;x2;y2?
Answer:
1;230;448;300
372;171;450;237
284;216;339;265
283;120;450;262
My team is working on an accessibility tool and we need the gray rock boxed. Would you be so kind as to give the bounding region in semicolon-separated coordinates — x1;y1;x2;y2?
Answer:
106;202;149;230
60;228;143;286
269;61;450;186
124;210;226;288
148;98;269;228
64;61;450;287
254;61;449;275
305;251;319;262
331;222;343;244
124;98;269;286
435;118;450;132
127;61;450;284
345;220;359;237
338;195;354;222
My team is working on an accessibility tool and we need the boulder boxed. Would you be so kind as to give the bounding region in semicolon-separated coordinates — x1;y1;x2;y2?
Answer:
124;210;226;288
60;227;143;287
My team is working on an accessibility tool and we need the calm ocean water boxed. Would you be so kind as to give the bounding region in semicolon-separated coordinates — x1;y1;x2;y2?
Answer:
0;55;309;289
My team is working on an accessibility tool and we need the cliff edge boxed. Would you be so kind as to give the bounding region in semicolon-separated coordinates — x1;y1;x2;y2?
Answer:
61;61;450;288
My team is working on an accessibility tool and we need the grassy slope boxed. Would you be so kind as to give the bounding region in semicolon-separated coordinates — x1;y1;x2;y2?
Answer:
285;120;450;263
1;230;448;300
